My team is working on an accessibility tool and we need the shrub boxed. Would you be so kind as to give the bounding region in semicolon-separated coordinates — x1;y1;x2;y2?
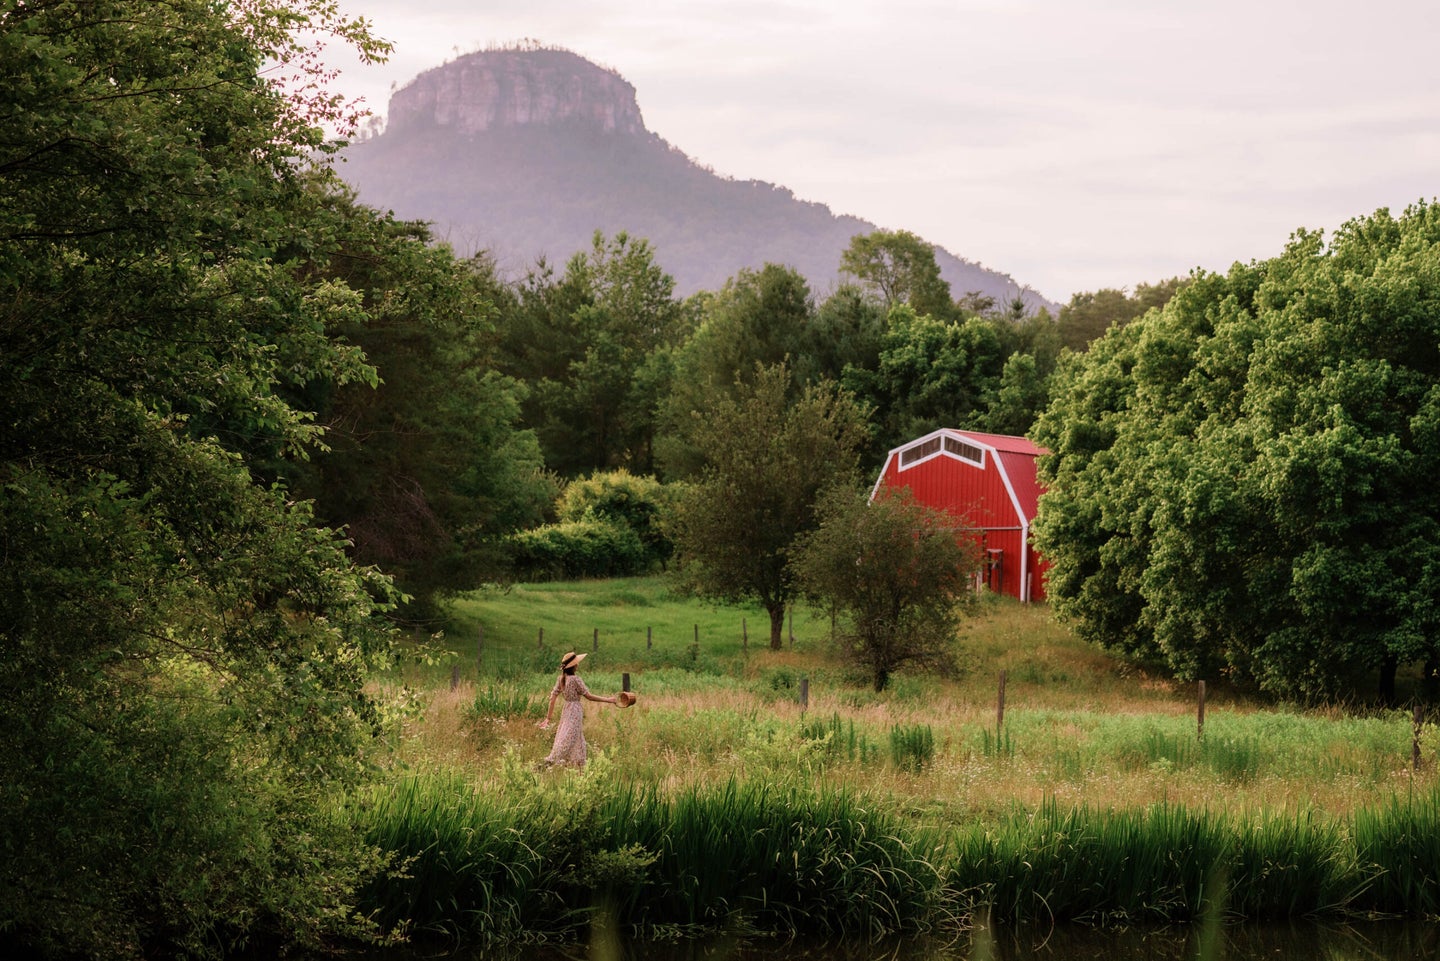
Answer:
507;517;649;580
556;470;676;568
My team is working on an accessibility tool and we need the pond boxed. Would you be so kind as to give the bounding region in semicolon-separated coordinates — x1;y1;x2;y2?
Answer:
368;921;1440;961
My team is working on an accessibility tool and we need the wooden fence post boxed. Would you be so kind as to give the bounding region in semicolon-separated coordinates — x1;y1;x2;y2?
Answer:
800;677;809;711
622;672;631;693
1198;680;1207;743
647;626;652;651
1415;704;1425;771
593;627;599;652
996;670;1007;734
450;665;460;691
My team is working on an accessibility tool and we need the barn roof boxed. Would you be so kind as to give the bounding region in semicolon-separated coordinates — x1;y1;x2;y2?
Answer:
872;428;1049;524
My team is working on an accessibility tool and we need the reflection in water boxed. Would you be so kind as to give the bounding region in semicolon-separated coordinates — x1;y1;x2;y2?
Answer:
383;921;1440;961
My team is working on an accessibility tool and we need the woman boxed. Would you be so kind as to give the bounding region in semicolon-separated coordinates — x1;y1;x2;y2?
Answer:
537;651;617;768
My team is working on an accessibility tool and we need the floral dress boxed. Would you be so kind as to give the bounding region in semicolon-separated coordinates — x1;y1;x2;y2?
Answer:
544;674;590;767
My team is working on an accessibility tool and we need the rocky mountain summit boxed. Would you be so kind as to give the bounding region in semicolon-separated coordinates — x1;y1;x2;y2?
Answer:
386;47;645;137
341;46;1052;309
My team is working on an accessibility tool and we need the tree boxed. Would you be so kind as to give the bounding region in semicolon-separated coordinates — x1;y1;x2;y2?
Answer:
840;229;955;319
0;1;400;954
656;263;815;477
1033;206;1440;701
843;306;1008;454
277;192;553;617
1055;277;1186;351
495;231;693;477
671;364;870;648
796;283;887;386
794;487;979;691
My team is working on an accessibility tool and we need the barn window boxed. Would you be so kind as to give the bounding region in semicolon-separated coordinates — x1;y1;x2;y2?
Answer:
899;437;942;467
943;436;984;467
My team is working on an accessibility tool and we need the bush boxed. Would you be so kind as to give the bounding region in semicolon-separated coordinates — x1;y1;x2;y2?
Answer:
556;470;676;569
507;518;650;580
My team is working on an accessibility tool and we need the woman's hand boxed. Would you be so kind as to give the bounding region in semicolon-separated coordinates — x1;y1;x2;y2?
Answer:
537;718;550;730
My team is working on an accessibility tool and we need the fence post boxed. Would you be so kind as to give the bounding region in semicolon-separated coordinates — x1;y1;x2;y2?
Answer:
1198;680;1207;743
996;670;1007;734
450;665;460;691
623;672;631;693
593;627;599;652
647;626;652;651
1415;704;1425;771
800;676;809;712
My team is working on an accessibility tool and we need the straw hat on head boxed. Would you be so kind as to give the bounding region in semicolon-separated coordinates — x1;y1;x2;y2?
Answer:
560;651;587;671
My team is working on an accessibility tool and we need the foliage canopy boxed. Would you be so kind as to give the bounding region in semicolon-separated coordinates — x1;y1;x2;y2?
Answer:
1033;204;1440;701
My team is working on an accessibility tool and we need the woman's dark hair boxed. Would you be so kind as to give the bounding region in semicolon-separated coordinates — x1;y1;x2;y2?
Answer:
563;666;576;675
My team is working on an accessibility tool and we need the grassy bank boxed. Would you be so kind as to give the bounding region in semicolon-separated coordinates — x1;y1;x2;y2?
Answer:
356;576;1440;944
350;768;1440;945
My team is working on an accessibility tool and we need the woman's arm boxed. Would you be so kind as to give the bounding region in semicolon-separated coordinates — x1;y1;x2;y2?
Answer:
582;690;617;704
537;676;562;728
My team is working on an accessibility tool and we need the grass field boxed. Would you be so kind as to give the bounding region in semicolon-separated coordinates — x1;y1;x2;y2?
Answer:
378;576;1433;819
351;576;1440;943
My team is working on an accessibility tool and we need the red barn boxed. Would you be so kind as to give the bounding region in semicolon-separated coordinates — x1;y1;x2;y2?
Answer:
870;429;1049;602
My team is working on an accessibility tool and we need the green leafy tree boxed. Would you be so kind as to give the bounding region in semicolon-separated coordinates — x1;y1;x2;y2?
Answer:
796;283;888;385
1055;277;1186;351
280;193;552;617
657;263;816;477
671;364;870;648
843;306;1008;453
1034;206;1440;701
794;487;980;691
840;229;955;319
496;231;693;476
0;1;402;954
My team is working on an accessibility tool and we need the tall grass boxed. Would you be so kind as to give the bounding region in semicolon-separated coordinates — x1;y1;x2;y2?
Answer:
359;577;1440;944
352;767;1440;944
353;762;951;943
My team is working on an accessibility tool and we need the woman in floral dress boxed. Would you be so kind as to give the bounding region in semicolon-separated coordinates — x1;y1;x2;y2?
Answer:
537;651;617;768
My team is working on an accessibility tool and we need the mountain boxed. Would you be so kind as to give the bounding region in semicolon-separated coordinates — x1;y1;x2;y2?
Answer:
338;46;1054;311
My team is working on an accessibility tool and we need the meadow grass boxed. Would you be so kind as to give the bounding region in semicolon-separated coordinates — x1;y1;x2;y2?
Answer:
356;576;1440;943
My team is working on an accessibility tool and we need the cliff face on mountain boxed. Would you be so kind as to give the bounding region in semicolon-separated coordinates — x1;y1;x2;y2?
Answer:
339;47;1052;309
386;48;645;137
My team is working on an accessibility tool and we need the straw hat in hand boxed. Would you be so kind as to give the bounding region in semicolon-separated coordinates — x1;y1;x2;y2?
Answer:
616;691;637;708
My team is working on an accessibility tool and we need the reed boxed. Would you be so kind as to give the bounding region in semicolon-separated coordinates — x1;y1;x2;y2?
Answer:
889;723;936;773
1349;792;1440;916
353;764;952;942
354;768;1440;943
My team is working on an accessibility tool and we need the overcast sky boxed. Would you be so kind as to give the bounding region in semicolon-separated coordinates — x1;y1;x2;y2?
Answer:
321;0;1440;304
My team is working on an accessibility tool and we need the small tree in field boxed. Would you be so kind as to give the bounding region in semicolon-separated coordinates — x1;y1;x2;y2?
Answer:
671;363;869;648
794;486;980;691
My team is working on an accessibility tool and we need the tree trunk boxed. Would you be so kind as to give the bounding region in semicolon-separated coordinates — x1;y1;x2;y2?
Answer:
768;604;785;651
873;666;889;692
1378;652;1398;707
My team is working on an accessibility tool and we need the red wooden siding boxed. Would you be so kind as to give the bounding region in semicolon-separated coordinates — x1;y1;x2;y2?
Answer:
871;429;1050;602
